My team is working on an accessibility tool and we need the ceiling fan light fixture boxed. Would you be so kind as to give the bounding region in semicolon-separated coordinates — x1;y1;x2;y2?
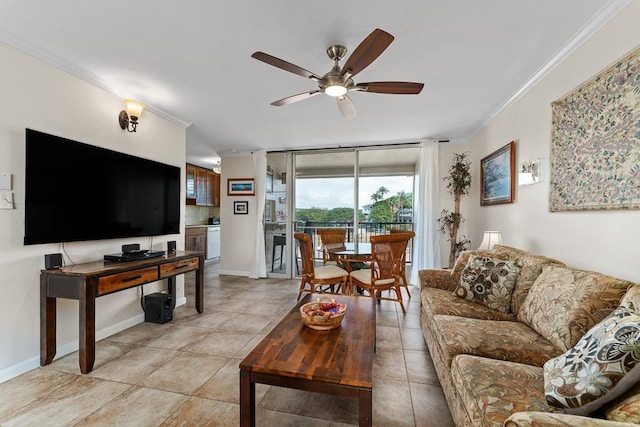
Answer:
325;84;347;97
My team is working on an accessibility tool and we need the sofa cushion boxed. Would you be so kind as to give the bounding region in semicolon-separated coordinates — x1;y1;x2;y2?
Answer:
450;249;509;285
493;245;565;314
453;255;520;313
543;306;640;415
431;314;561;368
518;264;634;353
605;383;640;423
451;354;551;427
620;285;640;312
422;287;516;321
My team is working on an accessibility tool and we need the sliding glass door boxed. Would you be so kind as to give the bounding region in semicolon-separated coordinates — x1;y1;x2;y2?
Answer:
294;151;356;258
264;145;418;278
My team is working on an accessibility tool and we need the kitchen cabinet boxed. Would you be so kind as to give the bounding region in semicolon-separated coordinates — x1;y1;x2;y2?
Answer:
185;227;207;253
195;167;208;206
186;164;220;207
186;164;197;205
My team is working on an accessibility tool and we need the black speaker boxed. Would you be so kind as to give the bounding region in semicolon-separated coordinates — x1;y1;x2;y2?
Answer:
144;293;173;324
122;243;140;254
45;253;63;269
167;241;176;253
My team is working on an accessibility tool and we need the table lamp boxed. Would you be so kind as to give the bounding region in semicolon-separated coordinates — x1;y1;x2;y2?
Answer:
478;231;502;250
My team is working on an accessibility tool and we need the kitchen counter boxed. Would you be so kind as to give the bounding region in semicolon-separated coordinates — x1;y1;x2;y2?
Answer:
185;225;221;260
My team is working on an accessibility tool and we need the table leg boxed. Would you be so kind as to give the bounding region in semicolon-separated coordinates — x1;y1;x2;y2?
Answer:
196;255;204;313
240;370;256;427
40;275;56;366
359;388;373;426
167;277;177;310
79;279;96;374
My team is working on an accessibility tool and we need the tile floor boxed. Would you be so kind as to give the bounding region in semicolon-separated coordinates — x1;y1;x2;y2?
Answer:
0;262;455;426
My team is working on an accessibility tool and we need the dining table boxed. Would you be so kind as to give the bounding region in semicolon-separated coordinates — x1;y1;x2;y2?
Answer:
328;242;372;272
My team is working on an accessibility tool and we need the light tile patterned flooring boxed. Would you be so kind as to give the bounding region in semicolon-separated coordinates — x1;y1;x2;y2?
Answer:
0;262;455;426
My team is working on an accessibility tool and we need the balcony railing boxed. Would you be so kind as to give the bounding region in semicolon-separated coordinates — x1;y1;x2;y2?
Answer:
296;221;414;263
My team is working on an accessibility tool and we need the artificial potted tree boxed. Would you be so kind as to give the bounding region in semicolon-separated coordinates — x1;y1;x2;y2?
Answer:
437;152;472;268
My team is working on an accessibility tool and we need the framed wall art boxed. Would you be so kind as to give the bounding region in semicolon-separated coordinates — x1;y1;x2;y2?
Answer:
227;178;255;196
518;158;541;186
550;46;640;211
234;201;249;214
480;141;515;206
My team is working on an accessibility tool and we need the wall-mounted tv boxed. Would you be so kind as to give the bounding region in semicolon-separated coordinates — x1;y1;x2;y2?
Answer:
24;129;180;245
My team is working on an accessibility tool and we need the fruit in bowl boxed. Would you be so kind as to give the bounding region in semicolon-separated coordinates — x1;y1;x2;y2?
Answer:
300;297;347;330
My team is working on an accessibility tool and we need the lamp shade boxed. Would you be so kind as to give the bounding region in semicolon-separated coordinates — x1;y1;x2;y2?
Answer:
477;231;502;250
124;99;145;119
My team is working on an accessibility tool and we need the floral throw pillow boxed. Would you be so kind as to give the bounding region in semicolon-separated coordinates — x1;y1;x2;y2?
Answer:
452;255;520;313
543;306;640;415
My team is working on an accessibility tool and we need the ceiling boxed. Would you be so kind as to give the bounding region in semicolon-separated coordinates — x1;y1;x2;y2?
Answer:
0;0;624;169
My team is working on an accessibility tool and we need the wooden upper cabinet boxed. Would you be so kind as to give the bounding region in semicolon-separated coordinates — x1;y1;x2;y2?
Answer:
186;164;220;207
208;170;220;207
186;164;196;205
195;167;208;206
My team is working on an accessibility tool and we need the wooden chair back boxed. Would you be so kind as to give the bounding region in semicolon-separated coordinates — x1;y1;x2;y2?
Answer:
370;231;415;284
317;228;347;264
295;232;316;276
389;229;414;295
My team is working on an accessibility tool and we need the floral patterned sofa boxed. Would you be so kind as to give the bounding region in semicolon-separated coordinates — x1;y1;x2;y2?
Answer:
419;245;640;427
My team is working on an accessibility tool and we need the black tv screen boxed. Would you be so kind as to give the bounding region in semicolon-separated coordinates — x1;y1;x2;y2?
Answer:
24;129;180;245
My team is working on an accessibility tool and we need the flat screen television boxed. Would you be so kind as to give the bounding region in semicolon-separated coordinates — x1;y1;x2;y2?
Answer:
24;129;181;245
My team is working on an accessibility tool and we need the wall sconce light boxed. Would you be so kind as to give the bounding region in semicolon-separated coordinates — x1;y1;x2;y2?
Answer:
477;231;502;250
118;99;145;132
212;160;221;174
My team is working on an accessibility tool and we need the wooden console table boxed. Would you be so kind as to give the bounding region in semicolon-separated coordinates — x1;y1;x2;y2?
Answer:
40;250;204;374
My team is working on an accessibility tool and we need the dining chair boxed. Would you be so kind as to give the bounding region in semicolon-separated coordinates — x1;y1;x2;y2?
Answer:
294;232;349;300
349;231;415;314
390;229;414;298
317;228;347;265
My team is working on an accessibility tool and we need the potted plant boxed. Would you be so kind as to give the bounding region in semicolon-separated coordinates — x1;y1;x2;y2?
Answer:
437;152;472;268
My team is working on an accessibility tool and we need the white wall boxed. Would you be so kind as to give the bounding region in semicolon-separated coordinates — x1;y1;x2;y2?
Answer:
219;155;256;276
0;42;187;382
464;1;640;283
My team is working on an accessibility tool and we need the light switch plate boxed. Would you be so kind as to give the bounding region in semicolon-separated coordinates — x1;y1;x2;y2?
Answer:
0;191;14;209
0;173;10;190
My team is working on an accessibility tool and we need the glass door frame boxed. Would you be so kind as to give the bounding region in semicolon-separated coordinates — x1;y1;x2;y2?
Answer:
265;145;418;279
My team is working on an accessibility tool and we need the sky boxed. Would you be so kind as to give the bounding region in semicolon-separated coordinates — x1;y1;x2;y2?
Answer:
295;175;414;210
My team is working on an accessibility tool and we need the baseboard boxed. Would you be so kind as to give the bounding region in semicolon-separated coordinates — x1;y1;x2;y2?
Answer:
0;298;186;384
218;269;250;276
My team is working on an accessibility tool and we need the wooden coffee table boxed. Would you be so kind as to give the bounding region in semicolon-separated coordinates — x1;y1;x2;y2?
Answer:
239;293;376;426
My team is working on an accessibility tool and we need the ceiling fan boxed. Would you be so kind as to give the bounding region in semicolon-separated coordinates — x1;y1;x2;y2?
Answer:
251;28;424;119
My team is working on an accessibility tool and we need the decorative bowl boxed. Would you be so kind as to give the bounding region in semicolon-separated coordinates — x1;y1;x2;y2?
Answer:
299;297;347;331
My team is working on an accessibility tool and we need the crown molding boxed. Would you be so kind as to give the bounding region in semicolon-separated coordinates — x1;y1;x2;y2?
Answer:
472;0;631;139
0;28;191;129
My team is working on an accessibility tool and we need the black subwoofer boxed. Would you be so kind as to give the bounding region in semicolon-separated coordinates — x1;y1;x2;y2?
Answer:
144;293;173;324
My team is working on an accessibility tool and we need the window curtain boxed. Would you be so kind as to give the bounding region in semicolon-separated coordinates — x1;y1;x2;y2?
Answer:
410;140;440;285
249;150;267;278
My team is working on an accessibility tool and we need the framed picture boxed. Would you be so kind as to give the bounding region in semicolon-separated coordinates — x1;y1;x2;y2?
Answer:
227;178;255;196
480;141;515;206
234;201;248;214
518;158;541;186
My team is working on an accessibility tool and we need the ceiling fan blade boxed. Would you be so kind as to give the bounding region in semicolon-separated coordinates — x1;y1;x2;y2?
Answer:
336;95;356;119
358;81;424;94
341;29;394;77
271;90;321;106
251;51;321;81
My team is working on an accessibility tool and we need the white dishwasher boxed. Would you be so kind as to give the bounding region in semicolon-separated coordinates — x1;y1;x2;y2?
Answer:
207;226;220;260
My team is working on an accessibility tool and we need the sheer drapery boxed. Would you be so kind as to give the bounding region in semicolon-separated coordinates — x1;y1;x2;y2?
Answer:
249;150;267;278
410;140;440;285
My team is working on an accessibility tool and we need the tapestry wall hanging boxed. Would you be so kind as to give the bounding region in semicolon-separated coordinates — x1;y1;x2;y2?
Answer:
549;46;640;211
